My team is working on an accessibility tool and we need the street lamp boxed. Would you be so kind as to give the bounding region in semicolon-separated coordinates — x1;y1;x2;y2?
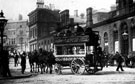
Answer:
0;10;7;49
0;10;8;76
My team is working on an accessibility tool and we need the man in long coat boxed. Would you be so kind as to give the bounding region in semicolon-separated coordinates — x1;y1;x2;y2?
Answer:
115;52;124;71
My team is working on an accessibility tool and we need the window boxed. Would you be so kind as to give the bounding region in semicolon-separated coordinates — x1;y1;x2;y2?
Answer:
44;45;47;50
115;41;119;53
48;40;50;44
133;39;135;51
86;46;94;54
12;38;14;44
20;25;22;28
44;40;46;44
33;29;35;38
14;32;15;35
19;37;23;44
14;38;16;44
20;30;23;35
30;30;32;38
132;23;135;51
55;44;85;55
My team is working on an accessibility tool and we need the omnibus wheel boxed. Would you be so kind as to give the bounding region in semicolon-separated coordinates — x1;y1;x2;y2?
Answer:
71;58;85;75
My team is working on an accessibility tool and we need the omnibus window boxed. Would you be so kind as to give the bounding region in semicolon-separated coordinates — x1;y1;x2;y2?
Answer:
87;46;94;54
55;45;85;55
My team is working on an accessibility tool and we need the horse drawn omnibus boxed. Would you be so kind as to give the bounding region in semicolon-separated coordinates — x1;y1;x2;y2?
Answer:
53;27;104;74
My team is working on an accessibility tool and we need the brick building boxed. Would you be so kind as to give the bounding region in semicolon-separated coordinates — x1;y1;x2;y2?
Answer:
59;9;86;31
28;0;60;51
87;0;135;56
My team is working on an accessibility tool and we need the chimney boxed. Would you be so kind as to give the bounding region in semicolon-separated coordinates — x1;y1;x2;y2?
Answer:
110;5;116;11
74;10;78;17
18;14;23;20
86;7;93;27
37;0;44;8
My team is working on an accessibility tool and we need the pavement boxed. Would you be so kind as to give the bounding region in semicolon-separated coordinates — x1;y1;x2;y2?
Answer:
0;58;32;80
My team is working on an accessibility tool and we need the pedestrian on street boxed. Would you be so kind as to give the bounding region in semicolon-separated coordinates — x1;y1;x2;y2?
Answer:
97;46;103;68
21;51;26;74
115;52;124;71
14;52;19;67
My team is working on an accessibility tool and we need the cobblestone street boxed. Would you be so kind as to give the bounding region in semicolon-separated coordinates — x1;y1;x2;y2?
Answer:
0;58;135;84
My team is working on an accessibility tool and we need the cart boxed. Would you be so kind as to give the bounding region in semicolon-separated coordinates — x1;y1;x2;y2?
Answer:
53;29;103;75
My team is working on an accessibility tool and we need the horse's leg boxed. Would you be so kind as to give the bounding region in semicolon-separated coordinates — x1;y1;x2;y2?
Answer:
35;63;38;73
30;63;32;72
40;64;43;74
49;64;53;74
43;63;46;72
35;63;38;72
131;60;134;68
38;64;40;72
46;64;48;73
32;63;34;72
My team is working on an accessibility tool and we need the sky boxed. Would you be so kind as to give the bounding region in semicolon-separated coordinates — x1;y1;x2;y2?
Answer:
0;0;116;20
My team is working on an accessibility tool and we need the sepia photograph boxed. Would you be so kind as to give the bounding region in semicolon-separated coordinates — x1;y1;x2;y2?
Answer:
0;0;135;84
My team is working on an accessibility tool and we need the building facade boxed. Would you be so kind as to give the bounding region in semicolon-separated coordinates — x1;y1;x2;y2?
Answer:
4;20;29;52
87;0;135;56
28;0;60;51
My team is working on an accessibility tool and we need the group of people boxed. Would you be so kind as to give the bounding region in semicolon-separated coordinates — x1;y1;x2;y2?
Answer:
96;46;125;72
0;50;27;77
12;51;27;74
13;51;27;74
104;51;125;71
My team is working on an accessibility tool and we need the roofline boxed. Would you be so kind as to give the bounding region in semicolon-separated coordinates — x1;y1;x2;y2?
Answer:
92;11;135;28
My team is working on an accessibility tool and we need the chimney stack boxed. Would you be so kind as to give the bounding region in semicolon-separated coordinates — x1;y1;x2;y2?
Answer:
37;0;44;8
86;7;93;27
18;14;23;20
74;10;78;17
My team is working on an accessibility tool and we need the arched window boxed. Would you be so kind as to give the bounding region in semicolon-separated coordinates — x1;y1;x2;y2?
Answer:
113;23;119;53
104;32;108;54
131;18;135;51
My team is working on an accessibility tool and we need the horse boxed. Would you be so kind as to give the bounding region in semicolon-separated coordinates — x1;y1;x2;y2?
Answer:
28;50;39;73
37;49;49;74
45;51;56;74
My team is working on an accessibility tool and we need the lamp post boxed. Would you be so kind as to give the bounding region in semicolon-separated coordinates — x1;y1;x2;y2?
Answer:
0;10;8;76
122;30;128;40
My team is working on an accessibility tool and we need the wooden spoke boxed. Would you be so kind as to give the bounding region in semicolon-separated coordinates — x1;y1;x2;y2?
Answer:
71;58;85;74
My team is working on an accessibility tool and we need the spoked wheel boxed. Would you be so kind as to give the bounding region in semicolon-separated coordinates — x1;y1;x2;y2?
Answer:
85;66;96;74
54;63;62;74
71;58;85;75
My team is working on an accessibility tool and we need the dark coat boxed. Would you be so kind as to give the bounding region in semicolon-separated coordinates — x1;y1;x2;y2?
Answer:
21;53;26;66
116;54;124;63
